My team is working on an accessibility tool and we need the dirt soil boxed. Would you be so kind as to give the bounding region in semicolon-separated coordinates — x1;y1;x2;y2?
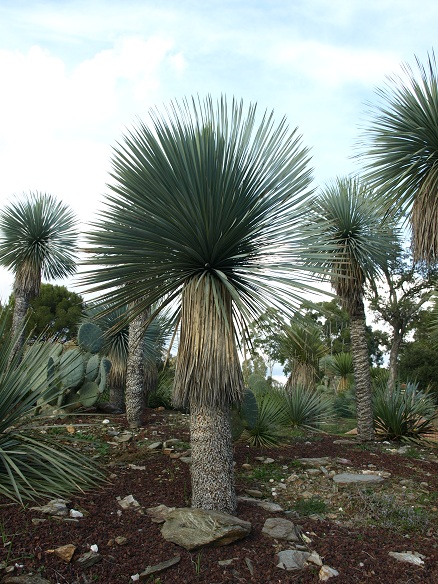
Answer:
0;408;437;584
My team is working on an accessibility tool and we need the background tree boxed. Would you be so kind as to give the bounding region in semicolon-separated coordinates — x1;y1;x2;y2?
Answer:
305;176;399;441
83;96;319;513
21;283;84;341
398;307;438;399
304;299;388;365
361;52;438;263
0;192;77;356
84;303;170;415
368;250;435;391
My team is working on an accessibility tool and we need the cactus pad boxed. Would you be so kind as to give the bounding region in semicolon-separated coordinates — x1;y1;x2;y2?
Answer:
60;348;85;389
78;322;104;354
77;381;100;407
85;354;100;382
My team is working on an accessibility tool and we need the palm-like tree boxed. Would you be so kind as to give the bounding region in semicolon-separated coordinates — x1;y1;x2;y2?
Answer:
83;96;318;513
360;53;438;263
84;302;170;422
279;322;328;390
325;352;354;393
0;192;77;354
305;176;399;441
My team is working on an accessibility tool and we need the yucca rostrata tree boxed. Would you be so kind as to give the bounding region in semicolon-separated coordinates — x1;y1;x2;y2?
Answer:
0;192;77;357
305;177;399;441
83;96;319;513
84;302;170;424
278;322;328;390
361;53;438;264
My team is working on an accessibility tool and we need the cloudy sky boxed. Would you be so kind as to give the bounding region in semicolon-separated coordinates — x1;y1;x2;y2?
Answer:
0;0;437;302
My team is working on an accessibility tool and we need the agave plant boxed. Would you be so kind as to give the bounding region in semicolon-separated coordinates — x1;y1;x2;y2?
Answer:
373;381;438;442
0;309;104;503
283;384;334;430
241;389;289;448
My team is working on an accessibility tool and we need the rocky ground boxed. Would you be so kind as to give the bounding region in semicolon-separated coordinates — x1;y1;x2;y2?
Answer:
0;408;437;584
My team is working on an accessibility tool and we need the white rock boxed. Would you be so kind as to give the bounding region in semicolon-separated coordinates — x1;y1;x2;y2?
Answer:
69;509;83;518
388;551;425;565
90;544;99;553
102;419;110;424
131;574;140;581
307;551;323;566
117;494;141;510
319;565;339;580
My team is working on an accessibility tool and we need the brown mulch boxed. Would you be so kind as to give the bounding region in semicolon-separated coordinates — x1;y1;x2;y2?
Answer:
0;409;437;584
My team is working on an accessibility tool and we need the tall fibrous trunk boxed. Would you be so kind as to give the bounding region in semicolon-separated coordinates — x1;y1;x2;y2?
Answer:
349;300;375;441
125;304;148;428
10;264;41;364
174;277;244;514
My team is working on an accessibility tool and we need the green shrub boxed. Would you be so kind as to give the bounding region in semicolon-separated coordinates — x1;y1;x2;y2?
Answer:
333;389;356;418
293;497;327;516
147;369;174;409
356;491;430;534
373;381;438;442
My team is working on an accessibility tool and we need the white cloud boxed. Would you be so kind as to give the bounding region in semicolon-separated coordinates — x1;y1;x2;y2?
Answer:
0;34;186;300
268;41;399;88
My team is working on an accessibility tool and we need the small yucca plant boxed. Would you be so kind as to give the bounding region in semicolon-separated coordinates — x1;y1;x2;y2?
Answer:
0;309;105;503
373;381;438;442
325;352;354;393
284;384;334;429
241;390;289;448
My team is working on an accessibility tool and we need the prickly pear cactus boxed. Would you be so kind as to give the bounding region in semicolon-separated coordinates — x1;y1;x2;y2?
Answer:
37;321;112;416
60;348;85;390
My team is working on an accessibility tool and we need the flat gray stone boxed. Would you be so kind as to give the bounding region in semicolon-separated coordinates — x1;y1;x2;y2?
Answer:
160;507;251;550
163;438;181;446
298;457;331;466
146;504;176;523
333;473;384;485
276;549;310;570
245;489;263;498
238;496;283;512
147;441;163;450
114;431;133;443
262;517;301;541
75;551;102;568
139;555;181;577
319;565;340;580
30;499;70;516
2;576;52;584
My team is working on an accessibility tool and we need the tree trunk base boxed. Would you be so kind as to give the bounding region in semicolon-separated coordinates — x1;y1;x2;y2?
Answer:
190;403;236;515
